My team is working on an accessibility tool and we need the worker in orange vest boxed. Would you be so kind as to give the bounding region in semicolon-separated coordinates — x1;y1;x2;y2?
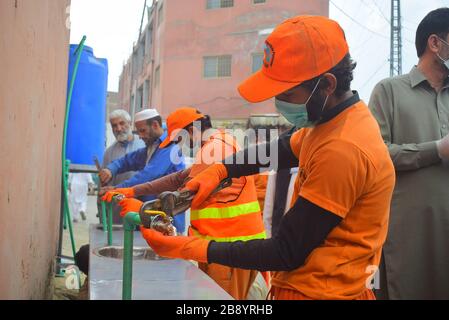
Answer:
120;16;396;300
103;107;266;300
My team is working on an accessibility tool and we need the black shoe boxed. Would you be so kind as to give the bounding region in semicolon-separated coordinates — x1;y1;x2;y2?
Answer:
80;211;86;221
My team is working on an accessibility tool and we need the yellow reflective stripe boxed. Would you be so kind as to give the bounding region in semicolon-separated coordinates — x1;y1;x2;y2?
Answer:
191;229;267;242
190;201;260;221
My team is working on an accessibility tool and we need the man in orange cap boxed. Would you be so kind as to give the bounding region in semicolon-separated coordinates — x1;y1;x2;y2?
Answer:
117;16;396;300
103;107;266;300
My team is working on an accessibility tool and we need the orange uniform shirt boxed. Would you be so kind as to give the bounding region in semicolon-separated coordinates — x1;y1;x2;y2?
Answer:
271;100;396;300
188;130;266;241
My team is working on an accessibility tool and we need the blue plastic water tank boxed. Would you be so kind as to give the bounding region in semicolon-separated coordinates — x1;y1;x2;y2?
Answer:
66;45;108;166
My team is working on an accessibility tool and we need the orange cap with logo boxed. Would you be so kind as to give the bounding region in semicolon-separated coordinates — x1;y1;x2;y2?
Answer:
238;15;349;103
159;107;206;148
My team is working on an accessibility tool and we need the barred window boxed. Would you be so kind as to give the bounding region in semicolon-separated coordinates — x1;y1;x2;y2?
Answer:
253;0;266;4
204;55;232;78
252;53;264;73
207;0;234;9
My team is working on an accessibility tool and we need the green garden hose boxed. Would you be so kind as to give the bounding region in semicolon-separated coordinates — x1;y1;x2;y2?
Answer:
62;36;87;258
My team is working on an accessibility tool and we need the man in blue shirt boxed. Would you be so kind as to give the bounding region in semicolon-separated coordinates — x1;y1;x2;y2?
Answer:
99;108;186;232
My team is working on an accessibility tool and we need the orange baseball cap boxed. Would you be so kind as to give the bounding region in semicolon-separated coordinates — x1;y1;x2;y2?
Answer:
159;107;205;148
238;15;349;103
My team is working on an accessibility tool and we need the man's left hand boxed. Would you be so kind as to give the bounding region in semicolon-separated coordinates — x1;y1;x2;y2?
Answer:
437;133;449;160
118;198;143;217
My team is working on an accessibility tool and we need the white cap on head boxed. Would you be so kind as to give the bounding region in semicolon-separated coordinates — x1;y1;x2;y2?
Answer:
134;109;160;122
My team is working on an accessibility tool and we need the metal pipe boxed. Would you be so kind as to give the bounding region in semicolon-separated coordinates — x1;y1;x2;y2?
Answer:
55;180;66;277
122;212;141;300
101;201;107;235
108;202;113;245
63;193;67;230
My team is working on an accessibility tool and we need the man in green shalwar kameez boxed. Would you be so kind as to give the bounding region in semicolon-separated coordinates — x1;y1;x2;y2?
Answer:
369;7;449;299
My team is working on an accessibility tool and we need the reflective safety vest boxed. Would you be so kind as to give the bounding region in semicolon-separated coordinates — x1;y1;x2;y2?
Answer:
189;131;266;242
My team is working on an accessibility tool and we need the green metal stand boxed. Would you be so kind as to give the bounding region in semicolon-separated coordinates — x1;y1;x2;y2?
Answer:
63;160;77;258
100;201;113;246
122;212;141;300
101;201;107;234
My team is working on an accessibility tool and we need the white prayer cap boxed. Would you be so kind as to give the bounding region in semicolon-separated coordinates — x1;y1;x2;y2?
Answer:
134;109;160;122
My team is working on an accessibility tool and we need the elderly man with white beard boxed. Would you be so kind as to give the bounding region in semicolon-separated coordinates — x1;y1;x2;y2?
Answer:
103;109;145;186
99;109;145;224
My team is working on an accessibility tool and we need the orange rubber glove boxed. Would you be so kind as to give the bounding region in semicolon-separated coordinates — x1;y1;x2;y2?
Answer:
141;228;210;263
117;198;143;217
183;163;228;208
101;188;135;202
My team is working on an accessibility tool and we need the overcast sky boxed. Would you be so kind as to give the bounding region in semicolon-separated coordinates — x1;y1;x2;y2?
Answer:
69;0;449;102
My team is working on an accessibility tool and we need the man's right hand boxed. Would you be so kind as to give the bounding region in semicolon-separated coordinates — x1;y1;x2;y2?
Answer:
102;188;135;202
99;168;113;184
99;186;115;197
183;163;229;208
437;133;449;160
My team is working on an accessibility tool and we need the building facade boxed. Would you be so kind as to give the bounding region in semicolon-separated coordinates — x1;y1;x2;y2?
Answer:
106;91;120;115
118;0;329;122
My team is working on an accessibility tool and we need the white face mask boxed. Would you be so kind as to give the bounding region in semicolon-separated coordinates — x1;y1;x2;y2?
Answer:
437;37;449;70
